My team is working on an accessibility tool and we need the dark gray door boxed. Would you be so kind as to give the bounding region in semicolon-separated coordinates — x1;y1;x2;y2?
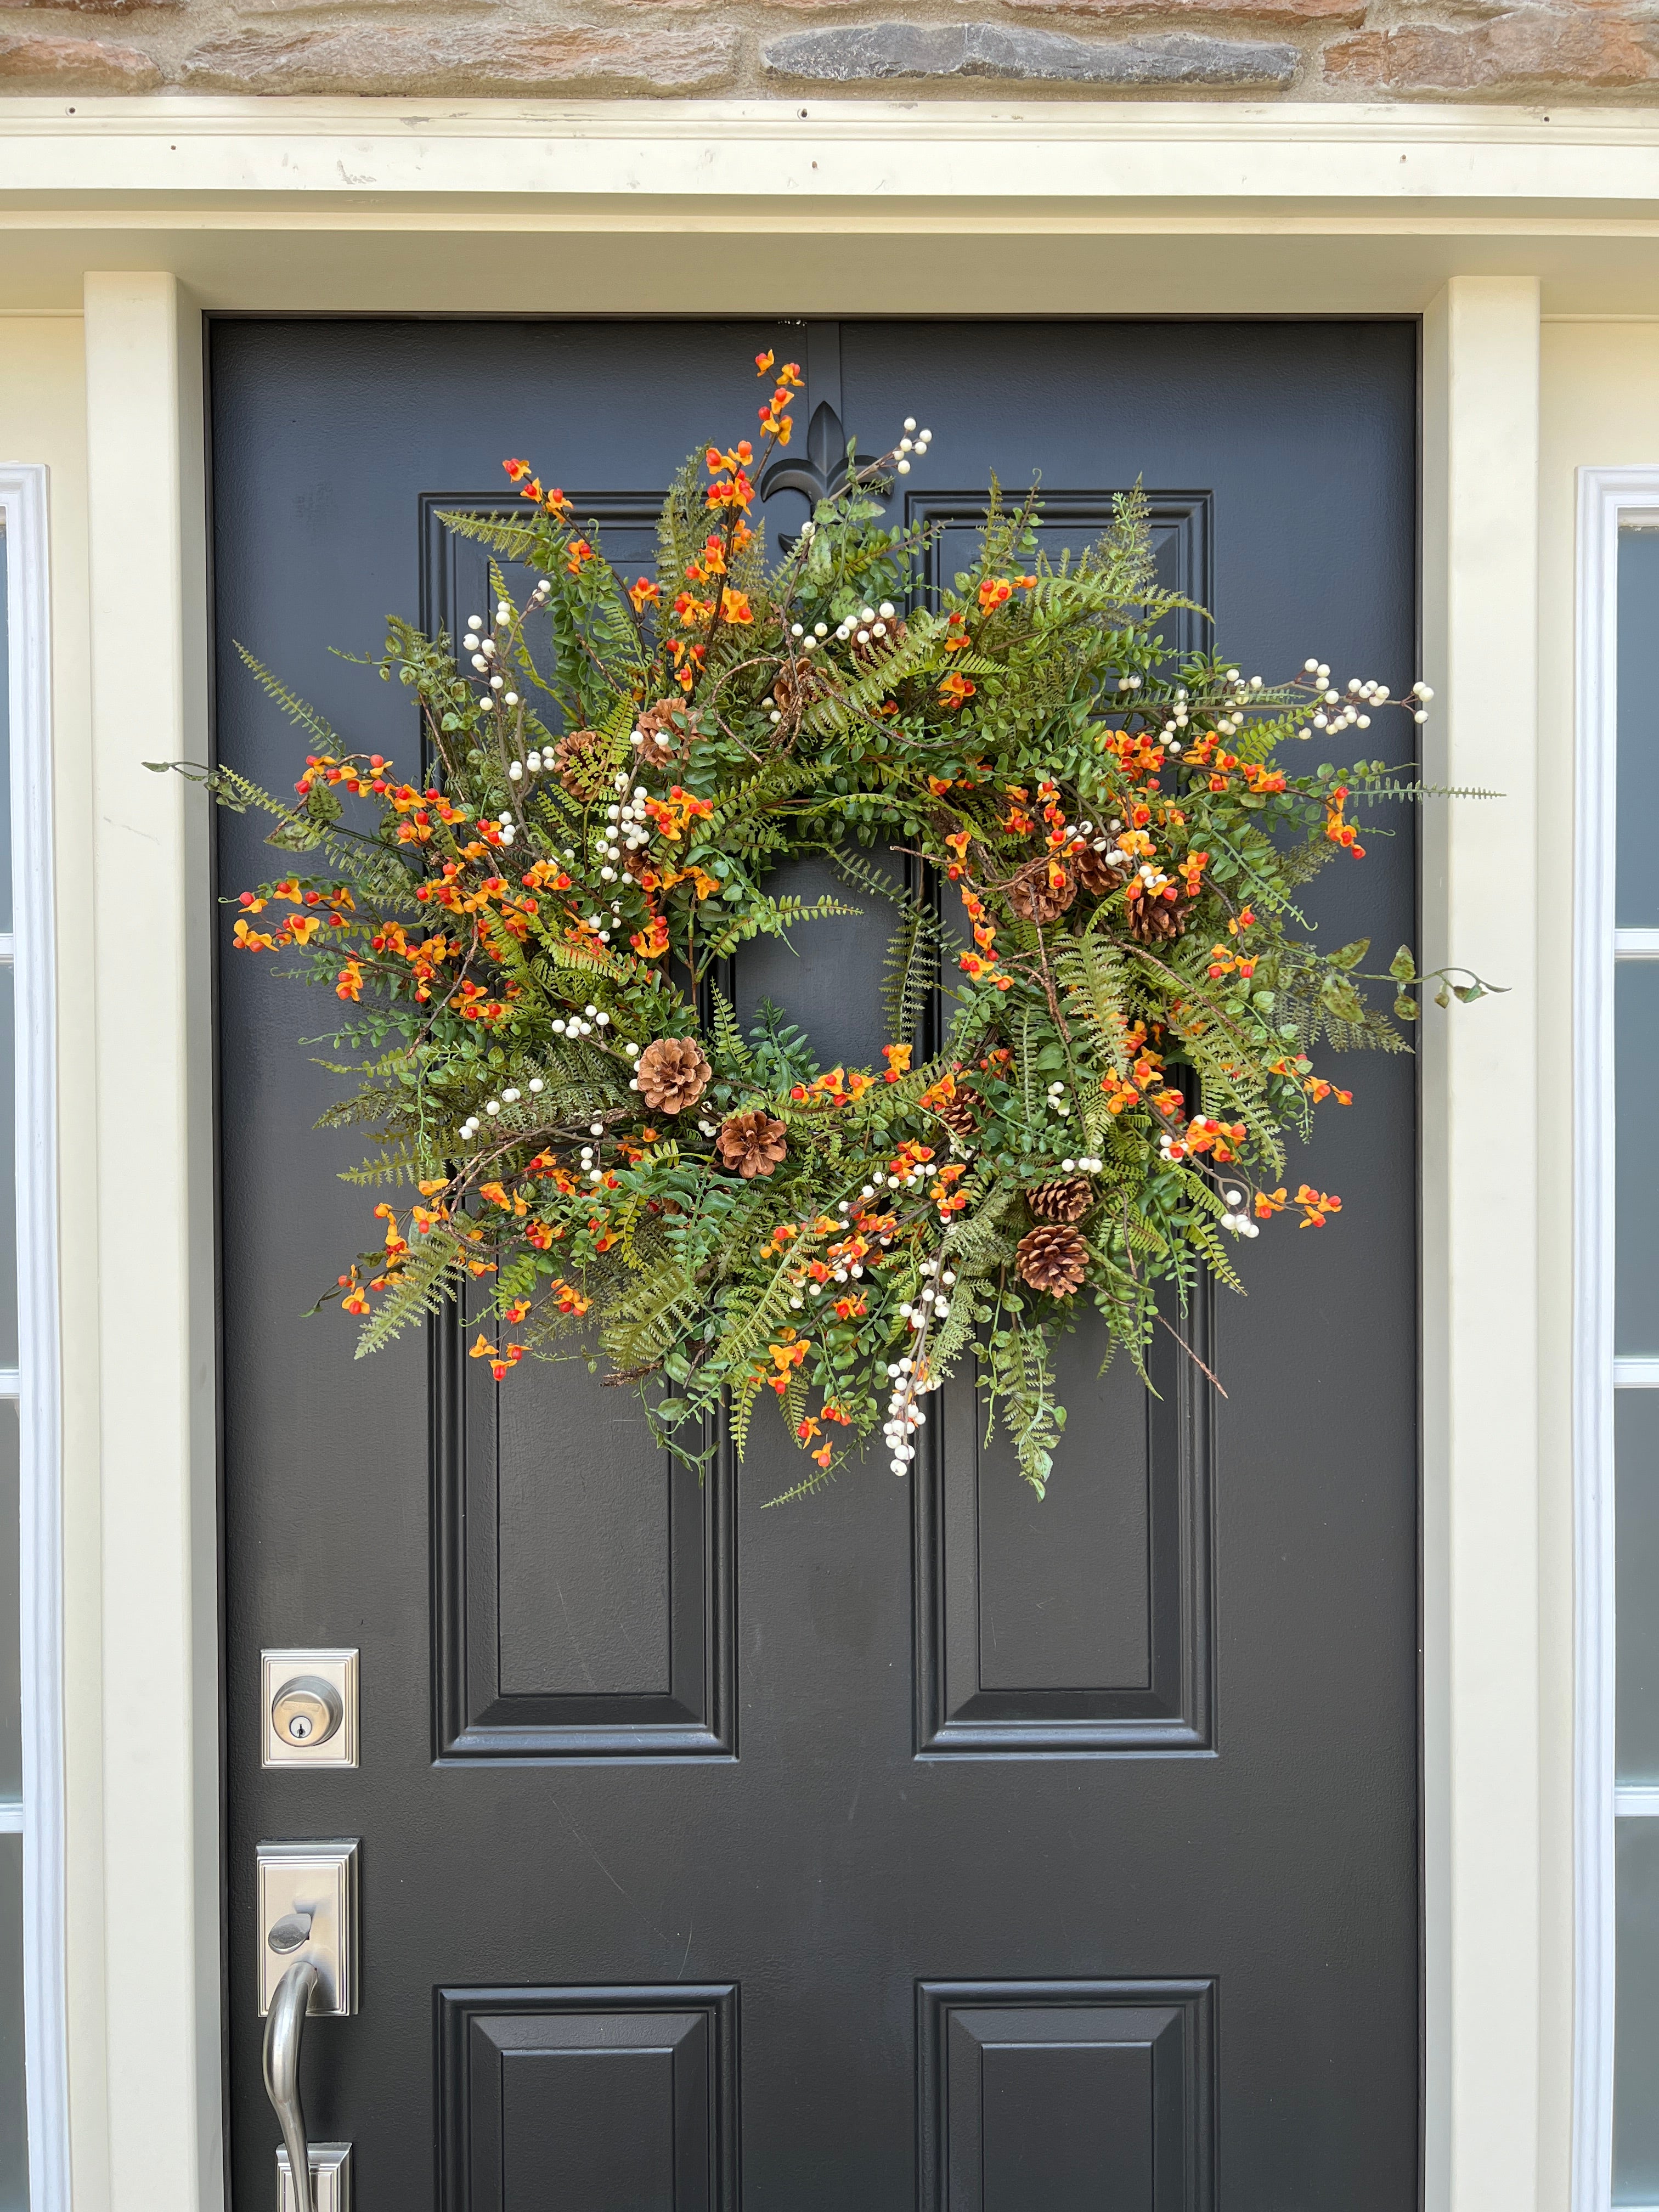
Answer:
214;317;1420;2210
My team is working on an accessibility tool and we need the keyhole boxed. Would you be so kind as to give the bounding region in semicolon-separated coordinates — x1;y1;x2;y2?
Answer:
287;1713;313;1741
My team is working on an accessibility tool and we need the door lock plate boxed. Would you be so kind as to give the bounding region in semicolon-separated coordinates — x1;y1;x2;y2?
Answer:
256;1840;359;2017
278;2142;352;2212
262;1649;358;1769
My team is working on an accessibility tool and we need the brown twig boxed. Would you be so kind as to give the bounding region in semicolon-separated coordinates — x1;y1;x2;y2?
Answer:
1155;1309;1228;1398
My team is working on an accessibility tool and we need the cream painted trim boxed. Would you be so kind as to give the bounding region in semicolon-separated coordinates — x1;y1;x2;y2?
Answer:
2;97;1659;223
1;458;69;2212
83;273;221;2212
45;233;1550;2212
1420;276;1543;2212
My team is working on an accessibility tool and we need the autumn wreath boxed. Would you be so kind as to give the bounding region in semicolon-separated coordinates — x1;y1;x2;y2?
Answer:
168;352;1492;1498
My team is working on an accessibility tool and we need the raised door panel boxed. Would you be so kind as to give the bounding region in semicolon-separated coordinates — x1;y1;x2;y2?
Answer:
915;1294;1213;1754
919;1980;1215;2212
423;493;736;1759
438;1986;738;2212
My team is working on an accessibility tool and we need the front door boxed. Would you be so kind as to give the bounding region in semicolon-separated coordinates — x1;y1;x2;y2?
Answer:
215;317;1420;2209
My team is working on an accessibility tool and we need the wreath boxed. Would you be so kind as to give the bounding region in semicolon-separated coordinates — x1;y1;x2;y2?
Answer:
171;351;1493;1500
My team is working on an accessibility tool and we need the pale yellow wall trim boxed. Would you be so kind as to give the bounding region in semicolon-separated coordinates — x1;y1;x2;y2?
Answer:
4;92;1659;146
0;309;110;2212
1421;274;1544;2212
5;100;1659;211
84;270;221;2212
1535;322;1659;2212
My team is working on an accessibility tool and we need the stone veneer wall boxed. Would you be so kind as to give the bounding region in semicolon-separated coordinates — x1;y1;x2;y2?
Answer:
0;0;1652;106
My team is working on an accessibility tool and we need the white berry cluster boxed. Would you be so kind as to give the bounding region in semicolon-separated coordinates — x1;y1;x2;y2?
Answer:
1294;661;1434;741
833;601;899;649
461;580;550;713
882;1256;955;1474
458;1075;545;1145
603;780;654;876
1220;1186;1260;1239
891;417;933;476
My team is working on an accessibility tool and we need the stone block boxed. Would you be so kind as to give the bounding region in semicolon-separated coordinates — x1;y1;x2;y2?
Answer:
1324;7;1659;93
0;0;177;13
182;21;741;91
1002;0;1362;23
762;18;1299;85
0;26;160;78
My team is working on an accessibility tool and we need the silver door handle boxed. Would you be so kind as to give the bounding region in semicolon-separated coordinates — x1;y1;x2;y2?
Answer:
263;1956;319;2212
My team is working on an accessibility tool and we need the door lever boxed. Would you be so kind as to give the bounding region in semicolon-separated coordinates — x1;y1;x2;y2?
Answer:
263;1957;319;2212
256;1841;358;2210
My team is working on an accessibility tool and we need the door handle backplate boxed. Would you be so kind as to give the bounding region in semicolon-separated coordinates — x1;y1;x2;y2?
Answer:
256;1839;359;2017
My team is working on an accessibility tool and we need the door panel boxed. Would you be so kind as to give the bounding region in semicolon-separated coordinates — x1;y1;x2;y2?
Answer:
214;317;1420;2208
438;1985;739;2212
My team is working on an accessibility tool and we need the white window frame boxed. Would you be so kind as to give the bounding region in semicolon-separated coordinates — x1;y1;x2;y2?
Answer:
1575;464;1659;2212
0;461;67;2212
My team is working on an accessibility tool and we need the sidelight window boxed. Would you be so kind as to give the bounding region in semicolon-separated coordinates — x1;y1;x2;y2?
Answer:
0;466;64;2212
1578;475;1659;2212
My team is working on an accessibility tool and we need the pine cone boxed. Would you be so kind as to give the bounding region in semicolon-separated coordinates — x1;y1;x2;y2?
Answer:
926;1078;981;1139
635;1037;711;1115
1126;883;1192;944
553;726;604;795
1029;1176;1094;1224
1008;860;1077;925
770;662;826;718
716;1110;788;1179
634;699;693;772
1015;1223;1090;1298
1075;844;1131;898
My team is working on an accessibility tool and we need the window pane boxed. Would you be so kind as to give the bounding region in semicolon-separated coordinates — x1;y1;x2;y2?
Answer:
1617;1819;1659;2200
1619;1393;1659;1786
0;1832;24;2211
0;964;15;1378
1620;528;1659;929
0;529;11;936
1616;962;1659;1355
0;1406;16;1804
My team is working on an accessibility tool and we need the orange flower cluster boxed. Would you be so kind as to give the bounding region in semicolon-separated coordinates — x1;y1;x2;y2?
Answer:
919;1070;971;1121
503;458;572;518
1255;1184;1344;1228
1185;1116;1247;1163
705;443;755;515
754;353;802;444
640;786;714;845
788;1065;876;1109
957;887;1012;990
470;1332;526;1383
1324;785;1364;855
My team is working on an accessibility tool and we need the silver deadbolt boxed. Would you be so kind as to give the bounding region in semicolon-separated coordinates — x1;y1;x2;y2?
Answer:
272;1678;342;1748
262;1650;358;1769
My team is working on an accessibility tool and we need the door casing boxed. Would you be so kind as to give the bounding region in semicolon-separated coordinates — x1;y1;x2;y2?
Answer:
32;130;1564;2207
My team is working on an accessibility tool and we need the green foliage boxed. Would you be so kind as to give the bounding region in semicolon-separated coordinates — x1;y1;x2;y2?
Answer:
175;351;1498;1508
